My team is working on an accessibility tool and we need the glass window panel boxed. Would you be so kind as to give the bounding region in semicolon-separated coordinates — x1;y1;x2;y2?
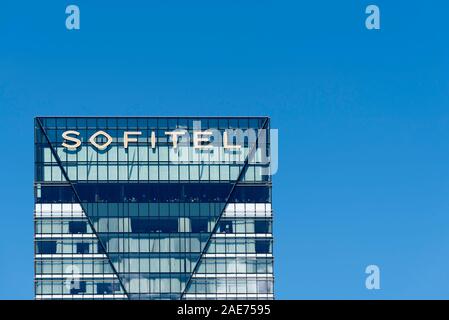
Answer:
87;165;97;180
87;146;98;162
78;165;87;180
220;165;230;181
108;165;117;180
51;166;62;181
179;165;189;180
149;149;158;161
139;165;148;180
44;166;52;181
199;165;209;181
140;259;150;272
98;165;108;180
160;258;170;272
246;220;255;233
230;165;240;181
149;258;159;272
118;147;127;161
159;165;168;180
78;146;87;162
159;147;169;161
43;148;52;162
189;166;199;180
210;166;219;180
108;146;118;161
119;165;127;180
244;166;255;182
160;279;170;293
138;146;148;161
169;165;178;181
67;166;76;180
129;165;138;180
149;165;158;180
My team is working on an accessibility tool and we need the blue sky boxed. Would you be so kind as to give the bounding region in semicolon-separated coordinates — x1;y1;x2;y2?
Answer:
1;1;449;299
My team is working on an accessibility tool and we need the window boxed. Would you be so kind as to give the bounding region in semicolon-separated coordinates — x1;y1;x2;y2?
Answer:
191;218;208;233
131;218;148;233
255;220;270;234
155;219;178;233
131;218;178;233
218;221;233;233
97;283;119;294
228;185;270;203
76;243;89;254
97;243;105;254
69;221;87;234
37;241;57;254
255;240;271;254
70;281;86;294
257;280;272;294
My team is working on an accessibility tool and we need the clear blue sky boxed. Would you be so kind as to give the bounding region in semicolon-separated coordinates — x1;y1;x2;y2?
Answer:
1;1;449;299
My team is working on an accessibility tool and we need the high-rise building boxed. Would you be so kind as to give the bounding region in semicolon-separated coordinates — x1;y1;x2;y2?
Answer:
34;116;274;300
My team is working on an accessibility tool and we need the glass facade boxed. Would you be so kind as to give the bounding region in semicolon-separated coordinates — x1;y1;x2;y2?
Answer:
34;116;274;300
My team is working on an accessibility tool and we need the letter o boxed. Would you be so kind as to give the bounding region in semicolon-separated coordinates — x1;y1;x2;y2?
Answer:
89;130;113;150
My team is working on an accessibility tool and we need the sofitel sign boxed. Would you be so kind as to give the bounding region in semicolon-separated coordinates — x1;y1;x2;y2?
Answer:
59;126;277;175
61;129;249;151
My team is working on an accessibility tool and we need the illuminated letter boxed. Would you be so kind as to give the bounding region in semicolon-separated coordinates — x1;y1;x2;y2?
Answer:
193;130;212;149
62;130;81;150
89;130;112;150
165;130;186;148
150;131;156;149
123;131;142;149
223;130;241;150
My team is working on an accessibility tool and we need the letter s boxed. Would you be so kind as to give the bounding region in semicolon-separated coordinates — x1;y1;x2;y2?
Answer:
62;130;81;150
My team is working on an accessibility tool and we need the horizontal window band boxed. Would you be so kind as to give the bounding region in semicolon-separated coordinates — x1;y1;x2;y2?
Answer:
35;234;97;239
35;202;272;212
35;274;117;279
34;212;273;219
34;232;272;238
183;294;274;299
35;256;273;263
37;183;271;204
36;294;127;299
35;273;272;279
203;254;273;258
36;254;107;259
191;273;273;278
212;234;272;238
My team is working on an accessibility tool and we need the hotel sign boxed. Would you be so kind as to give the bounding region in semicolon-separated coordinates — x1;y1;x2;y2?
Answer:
62;129;246;151
58;124;277;175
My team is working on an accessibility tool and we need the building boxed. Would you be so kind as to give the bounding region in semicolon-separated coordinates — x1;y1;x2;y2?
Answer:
34;116;274;300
